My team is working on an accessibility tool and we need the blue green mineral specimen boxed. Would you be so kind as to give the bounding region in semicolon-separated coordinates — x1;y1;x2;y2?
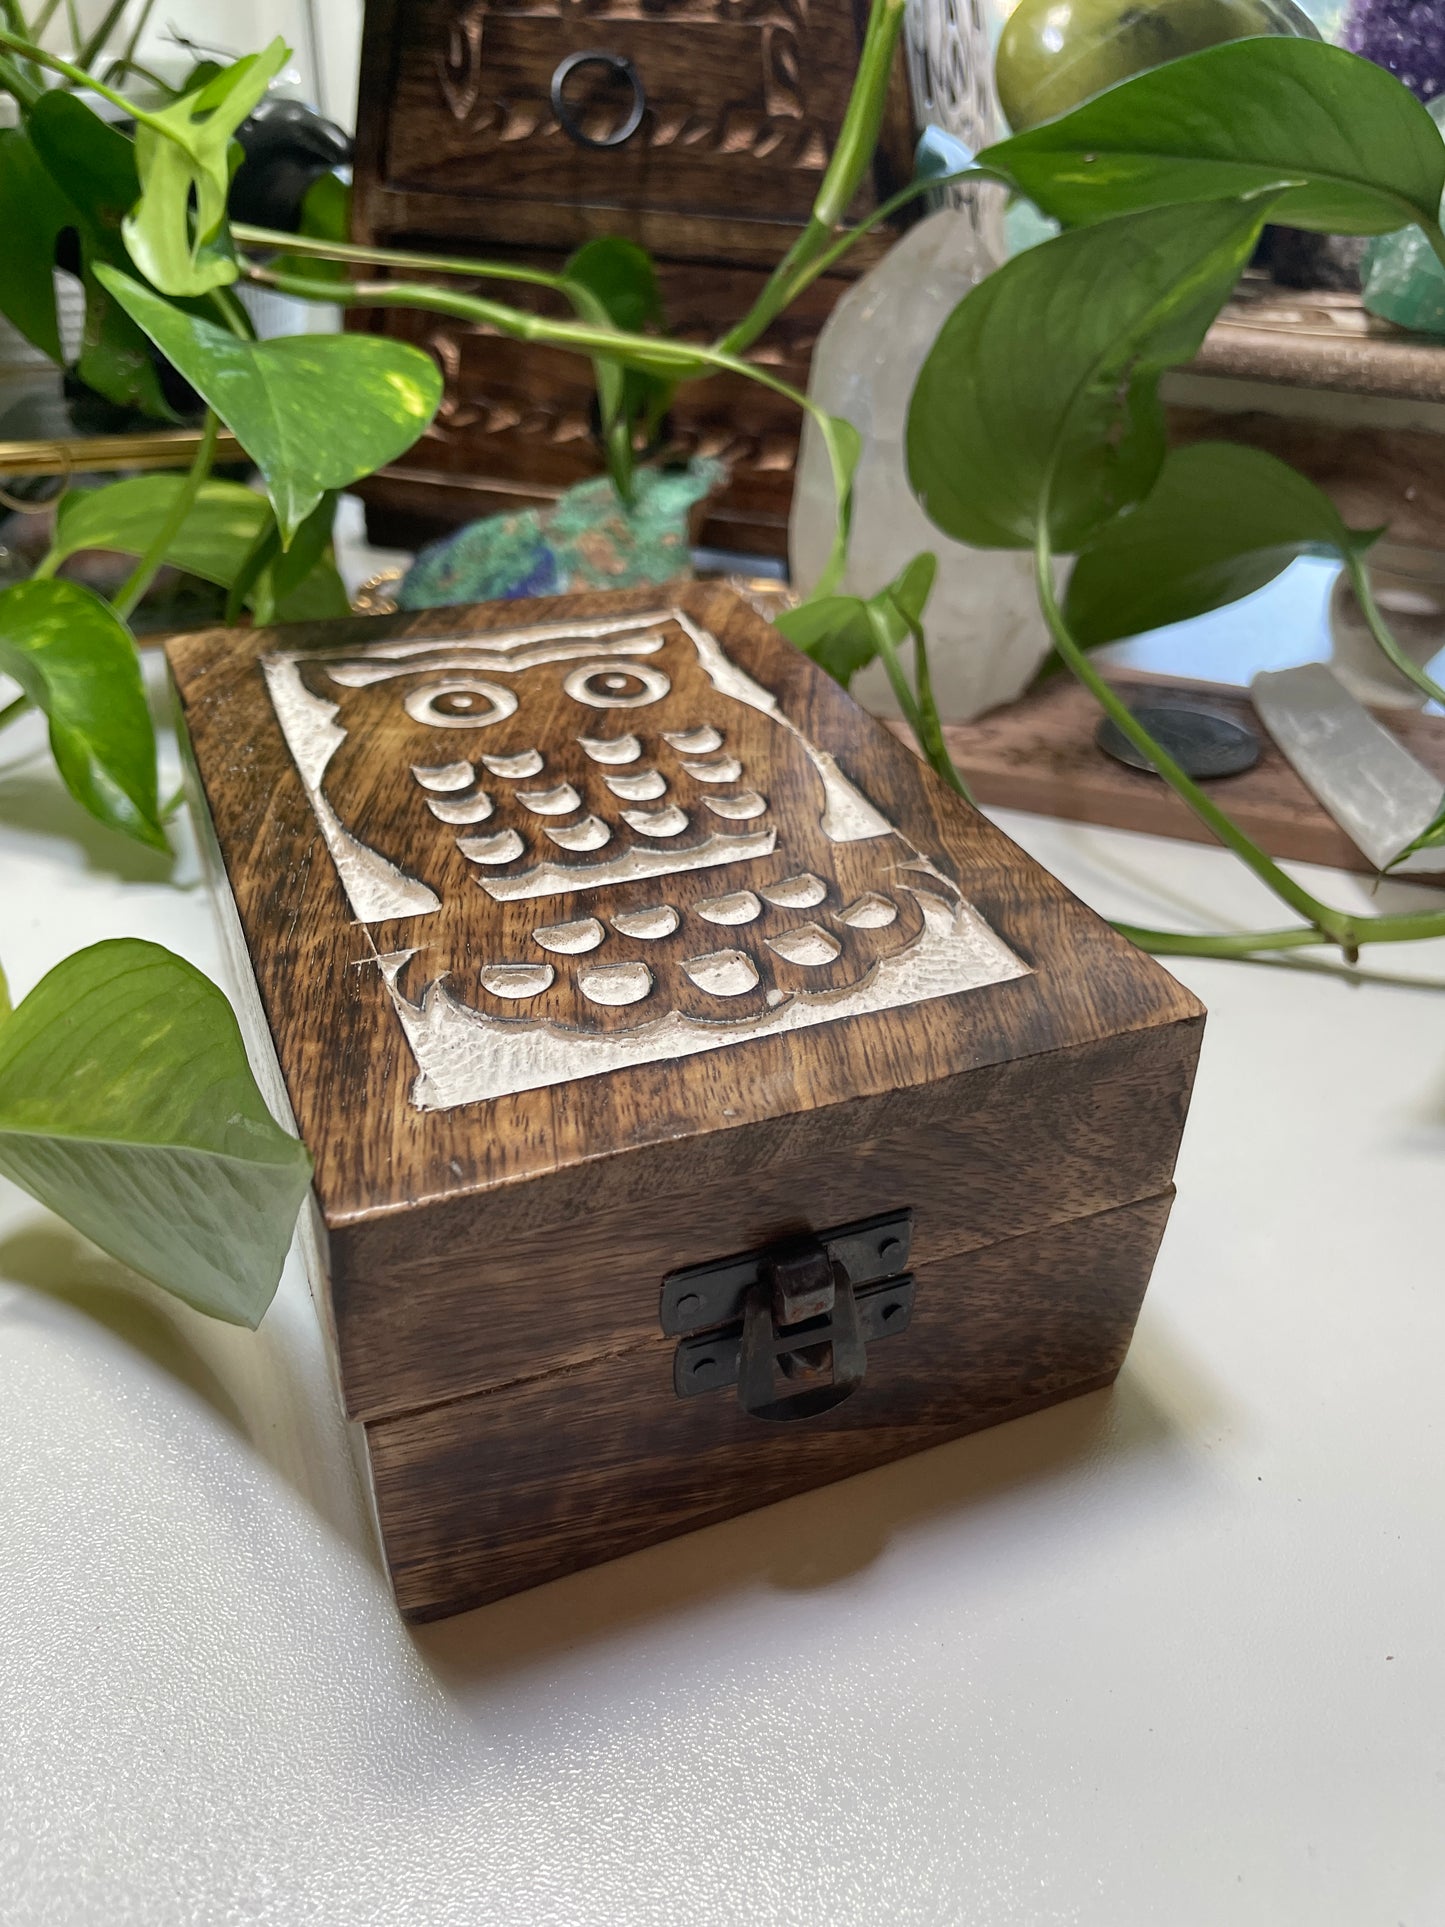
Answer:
397;459;724;611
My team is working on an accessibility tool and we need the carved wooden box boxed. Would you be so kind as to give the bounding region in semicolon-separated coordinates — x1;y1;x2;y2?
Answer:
348;0;918;553
167;586;1203;1621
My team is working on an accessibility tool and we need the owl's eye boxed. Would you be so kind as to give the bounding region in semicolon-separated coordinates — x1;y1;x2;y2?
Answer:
563;660;670;709
404;678;519;729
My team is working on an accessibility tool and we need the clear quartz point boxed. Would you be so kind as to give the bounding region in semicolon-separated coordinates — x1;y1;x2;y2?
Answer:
789;202;1053;723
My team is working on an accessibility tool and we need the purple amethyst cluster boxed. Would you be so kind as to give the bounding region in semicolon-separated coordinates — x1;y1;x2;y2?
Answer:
1344;0;1445;102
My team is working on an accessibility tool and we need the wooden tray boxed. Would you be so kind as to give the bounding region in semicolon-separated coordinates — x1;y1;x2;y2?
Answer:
915;670;1445;885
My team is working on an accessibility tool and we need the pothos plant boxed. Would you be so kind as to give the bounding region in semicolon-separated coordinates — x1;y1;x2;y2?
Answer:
0;7;1444;1328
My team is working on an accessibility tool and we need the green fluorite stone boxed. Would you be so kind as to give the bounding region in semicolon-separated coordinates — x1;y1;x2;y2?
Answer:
1361;98;1445;339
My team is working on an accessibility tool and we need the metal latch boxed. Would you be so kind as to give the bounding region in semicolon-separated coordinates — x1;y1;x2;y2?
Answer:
660;1210;915;1423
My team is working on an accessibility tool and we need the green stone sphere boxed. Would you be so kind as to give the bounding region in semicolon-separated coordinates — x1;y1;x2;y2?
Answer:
995;0;1320;133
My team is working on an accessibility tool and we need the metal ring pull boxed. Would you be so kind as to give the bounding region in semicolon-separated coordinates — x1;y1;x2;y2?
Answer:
551;49;647;150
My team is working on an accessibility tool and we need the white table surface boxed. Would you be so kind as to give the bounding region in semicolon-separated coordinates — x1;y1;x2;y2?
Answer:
2;660;1443;1927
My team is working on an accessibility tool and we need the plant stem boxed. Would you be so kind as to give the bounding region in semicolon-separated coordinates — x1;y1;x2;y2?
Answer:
111;408;219;620
1120;910;1445;955
208;285;256;339
1343;546;1445;708
0;47;41;105
236;235;644;496
0;692;33;734
866;604;927;743
77;0;129;70
246;264;707;387
245;262;860;589
238;169;1010;388
716;0;909;357
115;0;156;84
1033;526;1354;942
104;56;168;90
1118;923;1332;956
909;613;974;802
740;164;1012;327
1034;529;1445;958
0;22;166;124
224;514;279;623
0;0;28;42
880;600;973;802
232;224;576;296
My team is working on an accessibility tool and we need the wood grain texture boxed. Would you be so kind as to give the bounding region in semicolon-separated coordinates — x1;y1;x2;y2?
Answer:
168;586;1202;1428
1194;284;1445;404
355;0;914;254
344;255;845;558
350;180;904;274
334;1017;1195;1419
348;0;913;553
350;464;795;561
926;670;1445;882
367;1190;1175;1620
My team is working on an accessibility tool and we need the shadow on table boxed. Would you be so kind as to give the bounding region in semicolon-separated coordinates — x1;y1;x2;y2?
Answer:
0;1223;248;1428
0;761;180;885
415;1338;1212;1691
0;1222;373;1557
0;1221;1221;1674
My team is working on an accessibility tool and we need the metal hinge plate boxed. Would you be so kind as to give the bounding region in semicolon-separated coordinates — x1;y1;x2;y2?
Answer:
673;1273;917;1399
659;1209;914;1337
661;1209;916;1422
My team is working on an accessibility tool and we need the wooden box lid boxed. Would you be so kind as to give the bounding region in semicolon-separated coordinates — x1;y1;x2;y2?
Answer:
167;586;1203;1422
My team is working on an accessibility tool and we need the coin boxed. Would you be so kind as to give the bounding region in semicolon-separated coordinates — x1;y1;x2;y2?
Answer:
1095;703;1261;780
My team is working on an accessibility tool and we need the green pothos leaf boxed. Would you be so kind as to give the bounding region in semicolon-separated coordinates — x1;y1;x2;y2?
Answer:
980;39;1445;238
0;579;164;850
46;476;349;621
776;551;937;688
123;40;291;296
20;92;176;419
1065;443;1381;646
564;237;663;334
97;267;442;542
906;195;1279;553
245;493;349;623
774;592;880;685
51;475;269;583
0;939;312;1326
564;235;674;499
0;126;74;358
877;552;938;633
288;169;353;288
267;553;351;622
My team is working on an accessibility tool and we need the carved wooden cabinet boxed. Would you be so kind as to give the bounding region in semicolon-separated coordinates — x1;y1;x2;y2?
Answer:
348;0;923;554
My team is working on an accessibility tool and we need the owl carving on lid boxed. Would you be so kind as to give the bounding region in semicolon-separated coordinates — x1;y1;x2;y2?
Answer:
262;607;1027;1109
